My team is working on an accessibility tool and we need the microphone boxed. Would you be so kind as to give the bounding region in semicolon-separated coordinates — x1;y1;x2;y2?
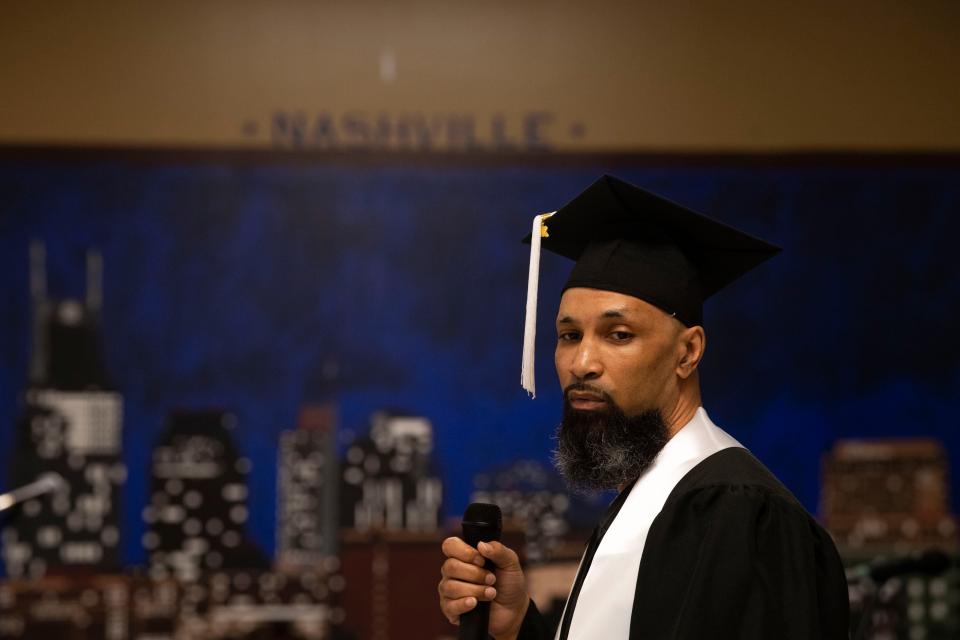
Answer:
0;472;66;512
459;502;502;640
846;549;952;584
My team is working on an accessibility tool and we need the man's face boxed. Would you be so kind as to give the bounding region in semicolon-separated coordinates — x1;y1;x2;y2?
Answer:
554;287;683;418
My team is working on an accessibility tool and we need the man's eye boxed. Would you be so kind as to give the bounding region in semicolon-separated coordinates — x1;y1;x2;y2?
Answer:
558;332;580;342
609;331;634;342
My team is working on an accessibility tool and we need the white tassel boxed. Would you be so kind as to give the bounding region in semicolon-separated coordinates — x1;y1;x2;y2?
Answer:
521;212;555;398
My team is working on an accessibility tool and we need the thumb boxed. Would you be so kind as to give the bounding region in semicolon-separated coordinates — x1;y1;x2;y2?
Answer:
477;541;520;571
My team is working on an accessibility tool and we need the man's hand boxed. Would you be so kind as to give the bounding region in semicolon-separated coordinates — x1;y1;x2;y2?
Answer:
439;537;530;640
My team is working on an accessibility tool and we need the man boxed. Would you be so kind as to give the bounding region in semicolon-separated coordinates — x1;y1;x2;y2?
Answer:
438;175;850;639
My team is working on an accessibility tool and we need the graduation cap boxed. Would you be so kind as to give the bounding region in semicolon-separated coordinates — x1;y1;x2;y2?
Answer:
520;175;781;397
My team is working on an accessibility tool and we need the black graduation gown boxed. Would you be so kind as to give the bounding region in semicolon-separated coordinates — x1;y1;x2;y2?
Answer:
517;448;850;639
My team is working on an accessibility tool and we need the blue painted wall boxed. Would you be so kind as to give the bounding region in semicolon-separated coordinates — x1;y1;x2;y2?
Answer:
1;161;957;567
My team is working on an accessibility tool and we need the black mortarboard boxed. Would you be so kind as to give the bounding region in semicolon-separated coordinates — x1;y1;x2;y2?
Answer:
520;174;781;396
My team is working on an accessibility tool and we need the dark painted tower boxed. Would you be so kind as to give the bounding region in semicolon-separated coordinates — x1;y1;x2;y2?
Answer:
340;411;443;533
144;410;265;581
2;242;125;577
276;359;341;566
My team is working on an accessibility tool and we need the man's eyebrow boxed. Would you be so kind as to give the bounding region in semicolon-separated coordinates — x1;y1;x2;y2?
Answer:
600;309;627;319
557;309;630;324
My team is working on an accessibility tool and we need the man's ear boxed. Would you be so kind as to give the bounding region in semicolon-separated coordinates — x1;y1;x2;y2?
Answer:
676;326;705;379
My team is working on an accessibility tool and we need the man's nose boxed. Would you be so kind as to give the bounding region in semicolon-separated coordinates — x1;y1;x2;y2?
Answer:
569;340;603;380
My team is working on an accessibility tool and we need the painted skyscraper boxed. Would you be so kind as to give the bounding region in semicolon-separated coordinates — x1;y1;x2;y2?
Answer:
277;406;340;565
339;411;443;533
144;410;265;582
2;242;125;577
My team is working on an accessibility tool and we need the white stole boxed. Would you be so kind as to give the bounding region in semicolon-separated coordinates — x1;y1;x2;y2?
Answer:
558;407;743;639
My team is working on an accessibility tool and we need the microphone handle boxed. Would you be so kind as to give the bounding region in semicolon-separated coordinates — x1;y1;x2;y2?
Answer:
459;522;499;640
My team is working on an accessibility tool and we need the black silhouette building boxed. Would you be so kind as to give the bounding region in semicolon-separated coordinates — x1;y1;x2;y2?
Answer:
2;243;125;578
339;411;442;533
144;410;265;581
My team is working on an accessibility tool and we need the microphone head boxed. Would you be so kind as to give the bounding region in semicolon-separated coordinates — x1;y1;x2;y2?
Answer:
463;502;502;530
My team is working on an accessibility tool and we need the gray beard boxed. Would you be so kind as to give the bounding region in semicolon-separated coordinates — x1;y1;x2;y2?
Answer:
552;386;670;492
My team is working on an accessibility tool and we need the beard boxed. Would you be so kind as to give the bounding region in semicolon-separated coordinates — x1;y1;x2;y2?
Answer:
552;384;670;492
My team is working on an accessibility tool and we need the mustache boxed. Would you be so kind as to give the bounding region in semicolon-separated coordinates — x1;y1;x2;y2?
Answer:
563;382;613;402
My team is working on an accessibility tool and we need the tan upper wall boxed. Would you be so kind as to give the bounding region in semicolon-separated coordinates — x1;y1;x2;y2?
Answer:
1;1;958;152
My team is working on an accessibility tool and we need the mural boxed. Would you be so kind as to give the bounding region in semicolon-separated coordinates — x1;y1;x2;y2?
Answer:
0;160;957;636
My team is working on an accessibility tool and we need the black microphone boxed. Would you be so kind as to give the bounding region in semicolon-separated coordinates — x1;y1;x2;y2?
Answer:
847;549;952;584
459;502;502;640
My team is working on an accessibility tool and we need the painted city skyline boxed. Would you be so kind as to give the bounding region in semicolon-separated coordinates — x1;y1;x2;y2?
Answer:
1;162;959;573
